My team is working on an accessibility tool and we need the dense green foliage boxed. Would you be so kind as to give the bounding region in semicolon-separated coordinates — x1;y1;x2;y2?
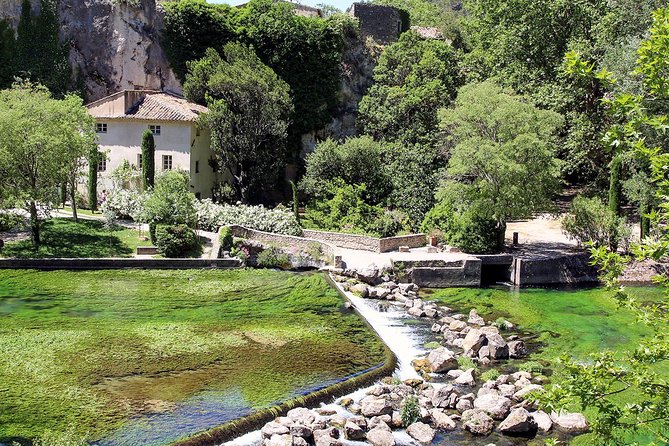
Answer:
0;269;386;444
185;44;293;203
608;155;623;214
300;136;391;204
218;225;233;252
423;81;562;252
155;224;198;257
256;245;291;269
0;83;95;245
0;0;72;95
374;0;462;44
143;170;197;228
163;0;346;154
562;195;629;251
141;130;155;190
540;10;669;444
358;31;460;146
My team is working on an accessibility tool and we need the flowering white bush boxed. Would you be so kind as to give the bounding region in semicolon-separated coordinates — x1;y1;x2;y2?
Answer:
101;189;147;221
194;199;302;235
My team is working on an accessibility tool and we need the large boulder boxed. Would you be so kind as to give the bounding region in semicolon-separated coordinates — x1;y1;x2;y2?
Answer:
531;410;553;433
343;421;366;441
431;385;455;408
468;309;486;326
429;409;456;430
350;283;369;298
287;408;316;425
366;427;395;446
513;384;544;400
484;332;509;359
498;408;538;434
290;425;313;439
551;412;589;434
454;368;476;386
474;394;512;420
262;422;290;439
361;396;393;417
508;340;528;358
265;434;292;446
462;328;487;354
461;409;495;436
426;347;458;373
449;320;468;331
406;422;435;444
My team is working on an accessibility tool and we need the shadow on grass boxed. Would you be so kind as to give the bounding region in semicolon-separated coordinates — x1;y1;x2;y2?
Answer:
1;218;134;258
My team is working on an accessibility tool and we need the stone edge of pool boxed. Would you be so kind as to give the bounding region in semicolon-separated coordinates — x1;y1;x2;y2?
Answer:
169;272;398;446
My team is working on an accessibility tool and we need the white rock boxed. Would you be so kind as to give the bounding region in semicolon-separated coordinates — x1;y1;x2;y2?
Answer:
426;347;458;373
429;409;456;430
262;421;290;439
461;409;494;435
498;408;538;433
366;427;395;446
473;393;512;420
551;412;589;434
531;410;553;433
454;368;476;386
406;422;435;444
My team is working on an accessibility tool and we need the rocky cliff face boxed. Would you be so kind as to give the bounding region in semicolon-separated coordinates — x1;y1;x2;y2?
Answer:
0;0;180;101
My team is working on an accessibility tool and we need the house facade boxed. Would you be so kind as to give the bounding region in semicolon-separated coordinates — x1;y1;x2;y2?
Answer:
87;90;219;200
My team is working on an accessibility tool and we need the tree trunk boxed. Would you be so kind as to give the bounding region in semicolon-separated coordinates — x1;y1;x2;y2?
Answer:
29;201;40;246
70;178;78;222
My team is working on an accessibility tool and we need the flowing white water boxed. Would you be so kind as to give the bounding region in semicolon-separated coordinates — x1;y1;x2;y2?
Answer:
223;277;427;446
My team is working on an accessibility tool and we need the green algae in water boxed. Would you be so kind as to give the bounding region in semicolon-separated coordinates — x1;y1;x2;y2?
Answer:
0;269;386;445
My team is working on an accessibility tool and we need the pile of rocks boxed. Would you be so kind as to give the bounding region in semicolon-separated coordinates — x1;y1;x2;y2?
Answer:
256;269;588;446
259;375;588;446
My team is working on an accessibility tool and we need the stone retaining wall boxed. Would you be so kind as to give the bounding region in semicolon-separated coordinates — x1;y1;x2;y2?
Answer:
302;229;426;253
410;259;482;288
228;225;336;263
0;258;242;270
511;253;599;286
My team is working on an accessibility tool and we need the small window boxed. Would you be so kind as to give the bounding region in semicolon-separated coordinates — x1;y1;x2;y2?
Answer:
96;123;107;133
97;158;107;172
162;155;172;171
195;160;200;174
149;125;161;136
137;153;142;168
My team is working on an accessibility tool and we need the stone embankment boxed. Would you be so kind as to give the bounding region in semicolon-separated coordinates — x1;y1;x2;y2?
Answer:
255;268;589;446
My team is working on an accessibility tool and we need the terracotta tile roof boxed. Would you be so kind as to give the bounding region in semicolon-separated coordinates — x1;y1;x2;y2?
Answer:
87;90;208;122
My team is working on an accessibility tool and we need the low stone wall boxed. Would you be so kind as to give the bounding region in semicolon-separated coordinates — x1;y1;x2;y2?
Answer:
511;253;599;286
0;258;242;270
410;259;482;288
228;225;336;263
302;229;426;253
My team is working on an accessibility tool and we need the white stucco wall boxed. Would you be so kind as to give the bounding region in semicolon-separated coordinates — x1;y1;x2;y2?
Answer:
93;119;216;200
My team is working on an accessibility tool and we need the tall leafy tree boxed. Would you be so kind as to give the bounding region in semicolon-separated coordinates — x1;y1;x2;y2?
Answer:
141;129;155;190
358;31;460;146
0;83;95;245
184;44;293;203
434;81;563;250
88;146;99;212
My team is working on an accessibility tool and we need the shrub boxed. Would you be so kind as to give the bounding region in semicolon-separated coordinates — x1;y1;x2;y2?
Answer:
256;246;290;269
400;395;421;427
219;226;233;252
422;200;502;254
0;210;23;231
155;224;197;257
481;369;501;382
494;317;513;330
143;170;197;227
101;188;146;221
457;356;478;370
194;199;302;235
562;195;631;251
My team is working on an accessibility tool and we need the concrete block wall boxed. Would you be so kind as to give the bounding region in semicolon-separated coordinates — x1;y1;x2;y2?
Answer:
228;225;336;263
302;229;426;253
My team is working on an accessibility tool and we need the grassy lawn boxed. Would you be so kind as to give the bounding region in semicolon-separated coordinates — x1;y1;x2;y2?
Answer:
0;218;152;258
0;269;385;445
425;285;667;444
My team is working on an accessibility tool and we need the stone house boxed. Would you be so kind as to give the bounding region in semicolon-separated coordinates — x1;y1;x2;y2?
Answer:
87;90;220;199
348;3;410;44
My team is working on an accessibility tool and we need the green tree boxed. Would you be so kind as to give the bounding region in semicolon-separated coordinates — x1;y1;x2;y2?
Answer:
300;136;392;205
434;81;563;251
608;155;623;214
14;0;71;96
141;130;155;190
142;170;197;228
0;83;95;245
88;147;99;212
540;9;669;443
0;19;14;89
357;31;460;146
184;44;293;203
